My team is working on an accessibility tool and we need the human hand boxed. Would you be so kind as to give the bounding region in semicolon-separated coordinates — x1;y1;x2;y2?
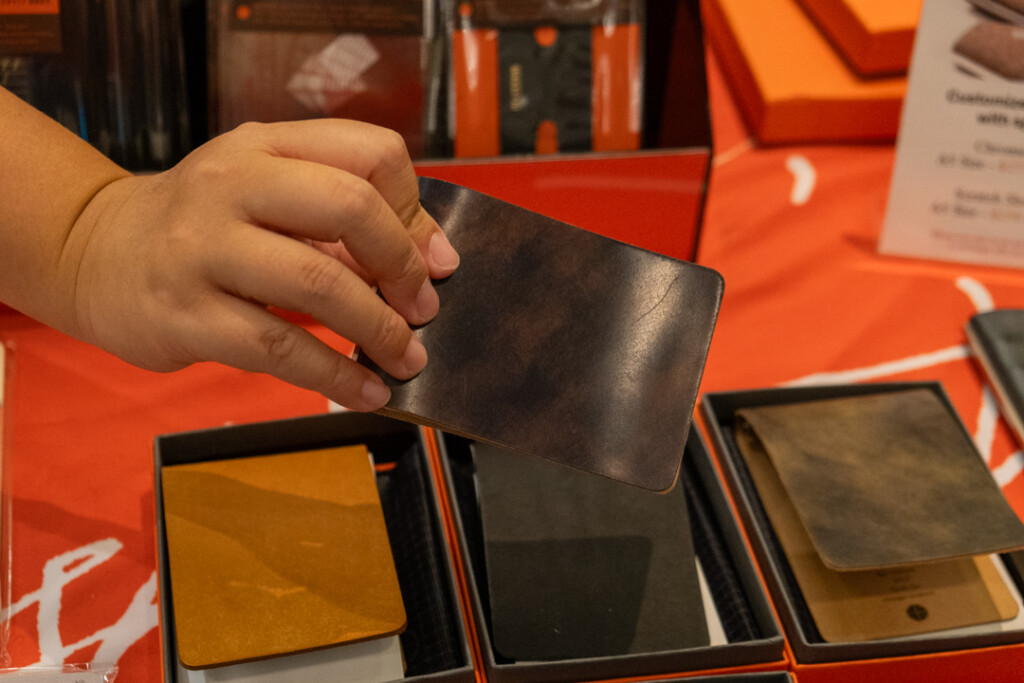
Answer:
62;119;459;410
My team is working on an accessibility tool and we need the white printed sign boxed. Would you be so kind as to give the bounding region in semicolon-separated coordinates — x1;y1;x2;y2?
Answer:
880;0;1024;268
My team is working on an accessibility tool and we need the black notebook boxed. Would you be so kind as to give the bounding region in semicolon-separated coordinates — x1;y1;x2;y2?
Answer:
471;441;709;661
361;178;724;492
967;309;1024;449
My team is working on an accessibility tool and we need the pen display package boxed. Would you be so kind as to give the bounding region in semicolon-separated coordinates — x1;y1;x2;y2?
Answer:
446;0;645;158
0;0;191;171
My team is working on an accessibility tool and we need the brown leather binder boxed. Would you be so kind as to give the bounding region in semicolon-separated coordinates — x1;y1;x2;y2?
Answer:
362;178;724;492
161;445;406;669
735;389;1024;571
735;415;1018;642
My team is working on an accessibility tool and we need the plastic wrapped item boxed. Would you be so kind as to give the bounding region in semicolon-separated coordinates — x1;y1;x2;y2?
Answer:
0;341;11;671
445;0;645;157
0;663;118;681
0;348;118;682
209;0;433;158
0;0;191;171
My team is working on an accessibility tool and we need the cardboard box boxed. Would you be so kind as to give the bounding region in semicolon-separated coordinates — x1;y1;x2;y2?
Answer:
433;427;787;683
795;0;921;76
701;382;1024;683
703;0;906;144
416;0;712;262
154;412;476;683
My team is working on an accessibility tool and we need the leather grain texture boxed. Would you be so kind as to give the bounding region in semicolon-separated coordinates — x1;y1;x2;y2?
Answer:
363;178;724;492
735;388;1024;570
161;446;406;669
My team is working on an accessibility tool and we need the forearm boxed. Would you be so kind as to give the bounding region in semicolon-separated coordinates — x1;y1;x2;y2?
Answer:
0;89;459;409
0;86;131;334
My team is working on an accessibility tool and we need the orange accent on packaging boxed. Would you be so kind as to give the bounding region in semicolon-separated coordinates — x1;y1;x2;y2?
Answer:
796;0;921;75
592;22;641;152
534;119;558;155
533;25;557;48
0;0;59;15
453;28;501;158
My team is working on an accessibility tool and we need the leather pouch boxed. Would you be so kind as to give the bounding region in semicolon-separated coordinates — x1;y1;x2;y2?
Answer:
734;407;1020;643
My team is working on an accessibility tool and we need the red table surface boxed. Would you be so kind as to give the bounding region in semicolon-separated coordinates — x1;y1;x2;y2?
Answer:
3;48;1024;681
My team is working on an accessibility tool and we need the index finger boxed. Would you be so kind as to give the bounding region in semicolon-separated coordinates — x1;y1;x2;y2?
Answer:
251;119;459;278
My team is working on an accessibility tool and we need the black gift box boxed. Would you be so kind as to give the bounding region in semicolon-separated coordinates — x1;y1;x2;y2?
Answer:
154;411;475;683
435;426;786;683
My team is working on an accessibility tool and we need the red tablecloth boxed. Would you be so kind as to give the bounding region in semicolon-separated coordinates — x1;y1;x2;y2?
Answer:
3;47;1024;681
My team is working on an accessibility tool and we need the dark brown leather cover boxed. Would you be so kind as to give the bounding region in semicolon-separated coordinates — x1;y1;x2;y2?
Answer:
362;178;724;492
472;441;709;661
735;388;1024;571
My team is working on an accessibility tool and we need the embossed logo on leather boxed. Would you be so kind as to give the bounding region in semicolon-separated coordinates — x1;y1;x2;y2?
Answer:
907;604;928;622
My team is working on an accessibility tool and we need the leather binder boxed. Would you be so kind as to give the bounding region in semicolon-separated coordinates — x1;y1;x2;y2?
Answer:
362;178;724;492
735;389;1024;570
161;445;406;669
472;441;709;660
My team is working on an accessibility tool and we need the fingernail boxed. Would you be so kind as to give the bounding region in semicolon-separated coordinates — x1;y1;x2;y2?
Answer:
415;278;439;321
403;334;428;376
429;231;460;273
361;376;391;409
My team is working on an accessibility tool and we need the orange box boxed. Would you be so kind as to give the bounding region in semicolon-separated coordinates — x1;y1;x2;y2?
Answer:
796;0;921;76
702;0;907;145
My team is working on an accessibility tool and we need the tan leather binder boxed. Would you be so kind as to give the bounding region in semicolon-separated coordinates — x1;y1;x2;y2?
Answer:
161;445;406;669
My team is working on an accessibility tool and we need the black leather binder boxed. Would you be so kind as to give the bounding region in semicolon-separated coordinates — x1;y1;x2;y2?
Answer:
472;441;709;661
967;309;1024;449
